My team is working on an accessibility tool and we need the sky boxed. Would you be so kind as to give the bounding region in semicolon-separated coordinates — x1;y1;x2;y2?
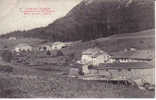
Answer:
0;0;82;35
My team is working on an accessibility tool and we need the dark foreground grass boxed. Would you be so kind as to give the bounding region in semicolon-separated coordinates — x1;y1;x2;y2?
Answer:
0;68;154;98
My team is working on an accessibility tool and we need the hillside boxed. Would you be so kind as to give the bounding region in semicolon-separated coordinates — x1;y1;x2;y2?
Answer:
59;29;154;61
1;0;154;41
0;28;154;98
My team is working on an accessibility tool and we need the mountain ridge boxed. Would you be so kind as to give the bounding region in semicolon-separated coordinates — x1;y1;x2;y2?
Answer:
1;0;154;41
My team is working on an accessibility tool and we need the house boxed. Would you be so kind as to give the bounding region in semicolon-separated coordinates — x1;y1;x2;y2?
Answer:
77;47;111;75
8;37;16;40
130;48;136;51
13;43;32;52
39;44;51;51
51;42;72;50
124;47;136;52
78;47;111;66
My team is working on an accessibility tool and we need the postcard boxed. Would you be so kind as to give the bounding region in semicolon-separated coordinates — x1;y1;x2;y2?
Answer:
0;0;155;98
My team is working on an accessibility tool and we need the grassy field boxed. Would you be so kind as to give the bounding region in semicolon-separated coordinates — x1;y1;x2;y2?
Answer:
0;63;154;98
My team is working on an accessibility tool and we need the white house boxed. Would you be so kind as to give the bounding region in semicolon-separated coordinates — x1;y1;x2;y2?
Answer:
13;43;32;52
77;48;111;75
8;37;16;40
130;48;136;51
51;42;72;50
78;47;111;66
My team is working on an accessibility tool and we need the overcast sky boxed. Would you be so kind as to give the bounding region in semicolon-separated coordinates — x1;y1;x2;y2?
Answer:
0;0;82;35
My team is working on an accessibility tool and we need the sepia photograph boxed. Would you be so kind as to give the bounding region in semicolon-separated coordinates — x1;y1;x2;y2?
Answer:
0;0;155;98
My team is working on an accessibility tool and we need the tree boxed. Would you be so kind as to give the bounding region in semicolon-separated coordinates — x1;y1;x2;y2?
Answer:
1;50;13;63
56;50;64;56
46;50;51;56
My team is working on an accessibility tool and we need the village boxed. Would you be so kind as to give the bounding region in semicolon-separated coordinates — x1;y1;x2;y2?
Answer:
2;37;149;67
11;41;71;64
0;29;154;97
0;35;153;91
